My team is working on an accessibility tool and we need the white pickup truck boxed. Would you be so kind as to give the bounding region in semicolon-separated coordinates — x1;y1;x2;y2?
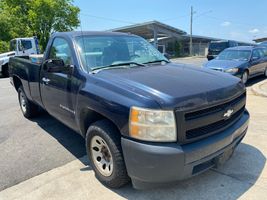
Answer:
0;37;40;77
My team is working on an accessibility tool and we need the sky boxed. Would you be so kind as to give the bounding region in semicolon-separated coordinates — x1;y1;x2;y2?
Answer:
74;0;267;43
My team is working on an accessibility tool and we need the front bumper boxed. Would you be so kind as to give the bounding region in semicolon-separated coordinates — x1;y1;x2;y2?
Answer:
122;110;249;189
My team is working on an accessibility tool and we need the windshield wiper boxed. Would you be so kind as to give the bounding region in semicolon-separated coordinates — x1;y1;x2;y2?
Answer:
142;59;170;65
91;62;145;73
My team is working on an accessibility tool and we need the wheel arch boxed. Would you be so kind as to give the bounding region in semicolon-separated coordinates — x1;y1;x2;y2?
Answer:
244;68;250;75
13;75;23;91
79;108;121;138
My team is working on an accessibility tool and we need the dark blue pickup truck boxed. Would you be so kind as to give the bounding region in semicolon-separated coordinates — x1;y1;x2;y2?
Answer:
9;31;249;189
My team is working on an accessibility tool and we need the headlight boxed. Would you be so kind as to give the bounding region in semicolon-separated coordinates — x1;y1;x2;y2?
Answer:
129;106;176;142
224;68;239;74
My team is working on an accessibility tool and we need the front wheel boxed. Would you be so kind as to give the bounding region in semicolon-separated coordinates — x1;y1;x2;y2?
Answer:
18;86;39;118
241;71;248;84
86;120;129;188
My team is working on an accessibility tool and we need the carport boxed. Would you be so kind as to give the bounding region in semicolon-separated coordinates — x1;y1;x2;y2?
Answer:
110;21;186;49
110;21;220;56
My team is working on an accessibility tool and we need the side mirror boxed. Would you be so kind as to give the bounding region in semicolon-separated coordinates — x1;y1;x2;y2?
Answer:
45;59;65;73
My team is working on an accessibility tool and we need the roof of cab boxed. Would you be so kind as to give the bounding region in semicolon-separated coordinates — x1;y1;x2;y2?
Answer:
52;31;134;38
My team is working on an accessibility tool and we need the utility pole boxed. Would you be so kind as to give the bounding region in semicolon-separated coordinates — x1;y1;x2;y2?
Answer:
190;6;193;56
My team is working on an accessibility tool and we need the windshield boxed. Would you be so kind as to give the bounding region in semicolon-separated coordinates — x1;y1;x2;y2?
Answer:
75;35;168;71
216;49;251;61
209;42;229;51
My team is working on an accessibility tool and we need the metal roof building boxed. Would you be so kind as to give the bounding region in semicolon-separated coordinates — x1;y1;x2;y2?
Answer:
111;21;222;56
253;37;267;43
111;21;254;57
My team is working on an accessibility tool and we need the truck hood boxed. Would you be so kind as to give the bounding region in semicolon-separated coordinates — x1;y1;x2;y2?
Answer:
95;63;245;110
204;59;247;70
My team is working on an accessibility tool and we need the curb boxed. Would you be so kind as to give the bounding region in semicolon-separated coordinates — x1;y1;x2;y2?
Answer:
251;80;267;97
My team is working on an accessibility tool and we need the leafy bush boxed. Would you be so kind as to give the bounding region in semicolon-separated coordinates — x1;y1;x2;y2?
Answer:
0;41;9;53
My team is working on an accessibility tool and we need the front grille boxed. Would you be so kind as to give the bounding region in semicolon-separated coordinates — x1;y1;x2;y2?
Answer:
176;92;246;143
185;92;246;121
186;106;245;139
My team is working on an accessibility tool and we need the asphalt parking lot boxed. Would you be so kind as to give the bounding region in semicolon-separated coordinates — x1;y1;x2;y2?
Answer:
0;75;86;191
0;58;267;199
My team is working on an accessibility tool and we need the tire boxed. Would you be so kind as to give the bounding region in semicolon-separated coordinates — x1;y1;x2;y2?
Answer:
2;64;9;77
241;71;249;84
264;68;267;77
86;120;129;188
18;86;39;118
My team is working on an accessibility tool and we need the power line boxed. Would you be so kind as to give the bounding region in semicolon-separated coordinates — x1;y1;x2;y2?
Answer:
80;13;136;25
161;14;190;22
198;15;266;28
194;10;213;19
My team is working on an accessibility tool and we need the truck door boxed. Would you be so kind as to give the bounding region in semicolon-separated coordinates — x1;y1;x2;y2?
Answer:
250;49;265;75
40;37;76;128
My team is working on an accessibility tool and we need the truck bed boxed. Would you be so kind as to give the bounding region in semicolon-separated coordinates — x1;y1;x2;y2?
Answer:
9;56;43;106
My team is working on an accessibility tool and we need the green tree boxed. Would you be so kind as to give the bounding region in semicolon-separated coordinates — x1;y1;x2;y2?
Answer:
174;40;182;57
0;41;9;53
0;0;80;52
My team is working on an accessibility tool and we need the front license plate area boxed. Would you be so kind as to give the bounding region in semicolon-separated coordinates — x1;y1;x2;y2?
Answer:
214;148;234;167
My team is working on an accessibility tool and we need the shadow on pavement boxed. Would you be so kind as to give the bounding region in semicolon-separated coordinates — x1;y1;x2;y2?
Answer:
246;75;266;87
111;143;265;200
30;112;265;199
26;88;265;199
30;112;88;165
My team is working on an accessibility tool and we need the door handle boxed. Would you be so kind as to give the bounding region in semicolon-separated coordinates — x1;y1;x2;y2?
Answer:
42;77;50;84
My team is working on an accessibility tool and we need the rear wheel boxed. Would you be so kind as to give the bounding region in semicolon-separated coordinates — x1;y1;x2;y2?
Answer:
241;71;248;84
18;86;39;118
86;120;129;188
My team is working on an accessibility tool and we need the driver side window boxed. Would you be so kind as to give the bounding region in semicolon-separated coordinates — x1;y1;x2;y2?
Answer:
252;49;262;59
49;38;72;65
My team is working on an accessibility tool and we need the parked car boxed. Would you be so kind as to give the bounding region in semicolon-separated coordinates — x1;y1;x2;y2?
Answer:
0;37;40;77
258;41;267;47
204;46;267;84
9;31;249;189
207;40;238;60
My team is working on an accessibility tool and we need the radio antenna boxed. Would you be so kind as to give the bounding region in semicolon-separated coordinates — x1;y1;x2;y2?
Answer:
79;14;89;73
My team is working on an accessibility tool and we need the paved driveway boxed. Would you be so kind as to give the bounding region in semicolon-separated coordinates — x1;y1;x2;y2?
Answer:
0;77;86;191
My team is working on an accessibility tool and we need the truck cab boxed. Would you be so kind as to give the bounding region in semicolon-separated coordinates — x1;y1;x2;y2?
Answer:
9;37;40;57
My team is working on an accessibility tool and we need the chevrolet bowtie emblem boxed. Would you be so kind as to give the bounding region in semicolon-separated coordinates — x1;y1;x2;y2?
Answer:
224;109;234;119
